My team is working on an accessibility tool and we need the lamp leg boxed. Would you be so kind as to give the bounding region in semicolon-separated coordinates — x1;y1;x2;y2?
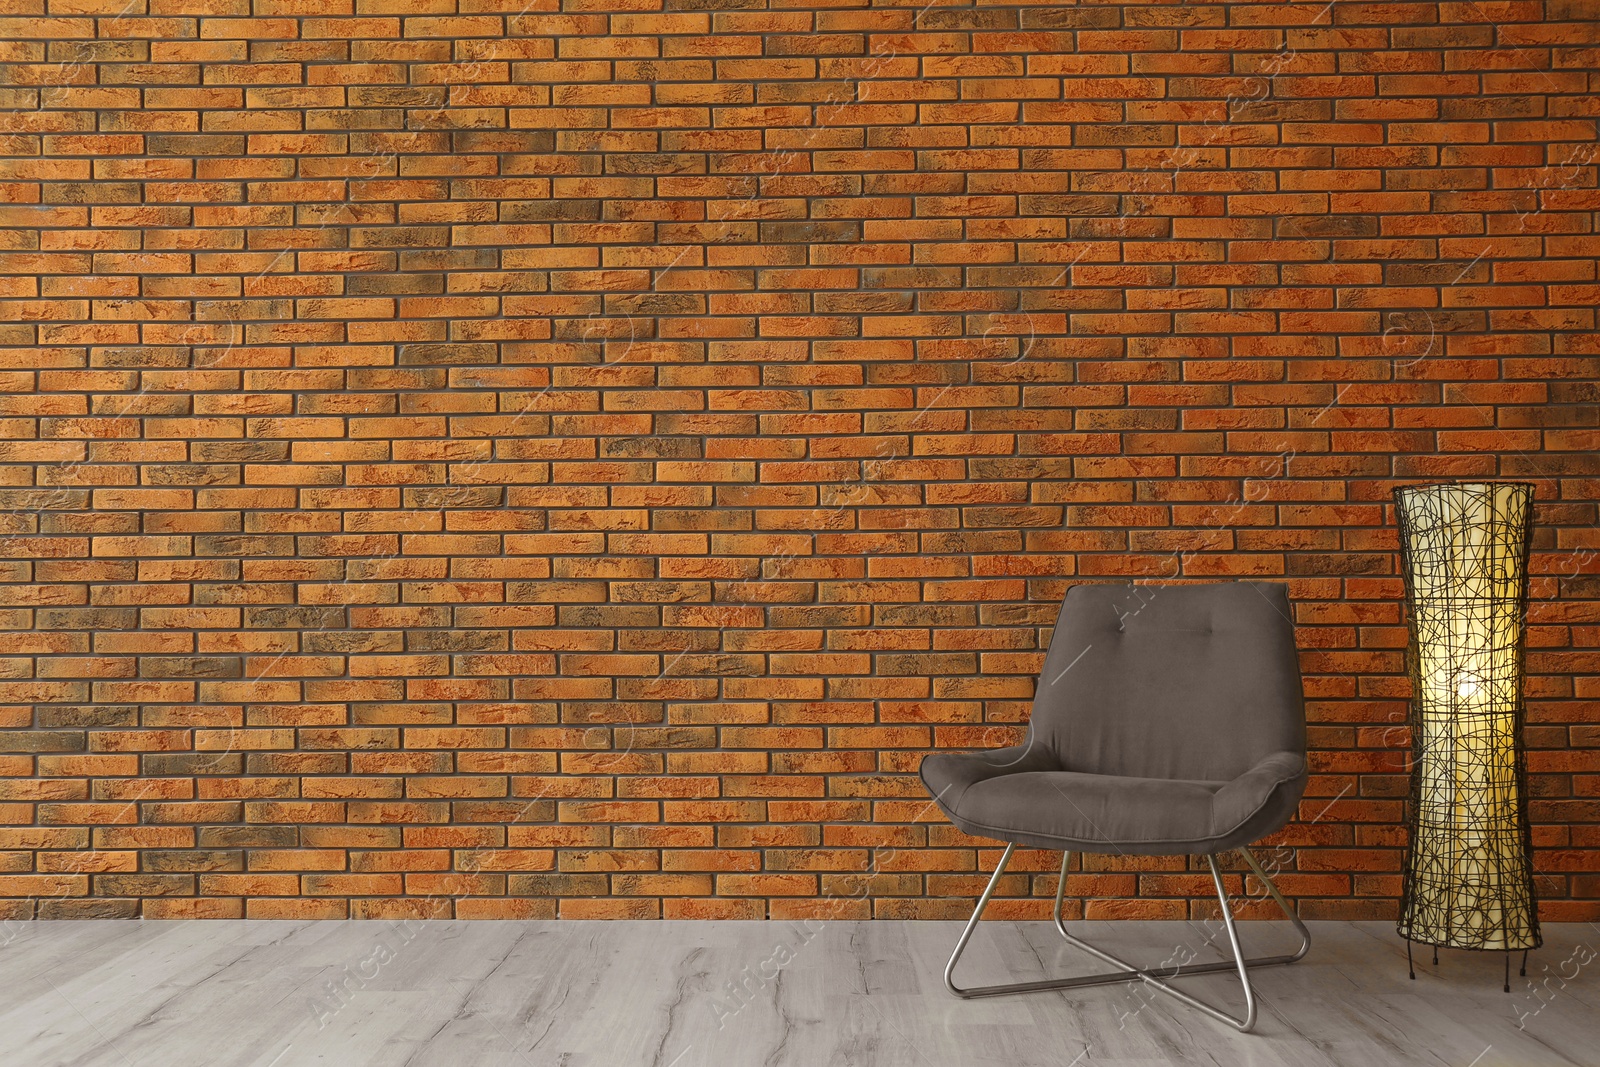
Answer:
1504;951;1511;994
1520;949;1528;977
1407;938;1414;980
1433;946;1439;967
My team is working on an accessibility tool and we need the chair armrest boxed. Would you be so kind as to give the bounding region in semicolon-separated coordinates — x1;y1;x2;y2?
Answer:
1210;751;1307;839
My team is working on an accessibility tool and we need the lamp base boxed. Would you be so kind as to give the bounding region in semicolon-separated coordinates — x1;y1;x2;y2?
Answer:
1396;918;1542;954
1402;936;1530;993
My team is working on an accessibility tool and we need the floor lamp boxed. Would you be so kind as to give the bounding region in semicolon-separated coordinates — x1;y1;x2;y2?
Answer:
1394;482;1540;992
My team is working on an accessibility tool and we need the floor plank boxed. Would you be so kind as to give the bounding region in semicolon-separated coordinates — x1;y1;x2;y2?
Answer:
1;921;1595;1066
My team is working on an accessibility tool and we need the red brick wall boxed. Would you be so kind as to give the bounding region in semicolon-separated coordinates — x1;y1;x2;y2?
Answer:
1;0;1597;921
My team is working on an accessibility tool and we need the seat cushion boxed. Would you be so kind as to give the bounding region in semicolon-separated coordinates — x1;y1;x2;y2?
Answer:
920;748;1305;856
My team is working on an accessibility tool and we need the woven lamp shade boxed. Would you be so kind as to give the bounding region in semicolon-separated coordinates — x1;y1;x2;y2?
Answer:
1394;482;1540;953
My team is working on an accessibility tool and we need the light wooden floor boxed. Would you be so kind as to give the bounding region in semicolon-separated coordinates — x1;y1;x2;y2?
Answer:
2;919;1595;1066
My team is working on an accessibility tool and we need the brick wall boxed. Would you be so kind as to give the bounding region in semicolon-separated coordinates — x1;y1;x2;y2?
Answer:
1;0;1597;921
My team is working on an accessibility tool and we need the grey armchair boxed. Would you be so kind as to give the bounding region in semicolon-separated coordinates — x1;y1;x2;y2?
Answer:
920;581;1311;1032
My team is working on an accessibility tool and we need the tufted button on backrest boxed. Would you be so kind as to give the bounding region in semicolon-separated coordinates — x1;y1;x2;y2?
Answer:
1028;582;1306;783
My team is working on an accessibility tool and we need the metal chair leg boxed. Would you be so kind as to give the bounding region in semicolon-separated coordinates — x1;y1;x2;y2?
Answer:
944;843;1311;1034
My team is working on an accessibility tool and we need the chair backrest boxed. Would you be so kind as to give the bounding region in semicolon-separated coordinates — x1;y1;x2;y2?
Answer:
1029;582;1305;782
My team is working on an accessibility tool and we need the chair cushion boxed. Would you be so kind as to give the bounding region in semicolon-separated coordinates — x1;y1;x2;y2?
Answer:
920;747;1305;856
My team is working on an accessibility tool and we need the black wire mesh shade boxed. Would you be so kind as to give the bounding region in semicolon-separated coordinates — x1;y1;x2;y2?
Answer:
1394;483;1540;982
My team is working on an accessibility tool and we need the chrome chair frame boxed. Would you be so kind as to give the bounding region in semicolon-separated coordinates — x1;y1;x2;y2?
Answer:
944;844;1310;1033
